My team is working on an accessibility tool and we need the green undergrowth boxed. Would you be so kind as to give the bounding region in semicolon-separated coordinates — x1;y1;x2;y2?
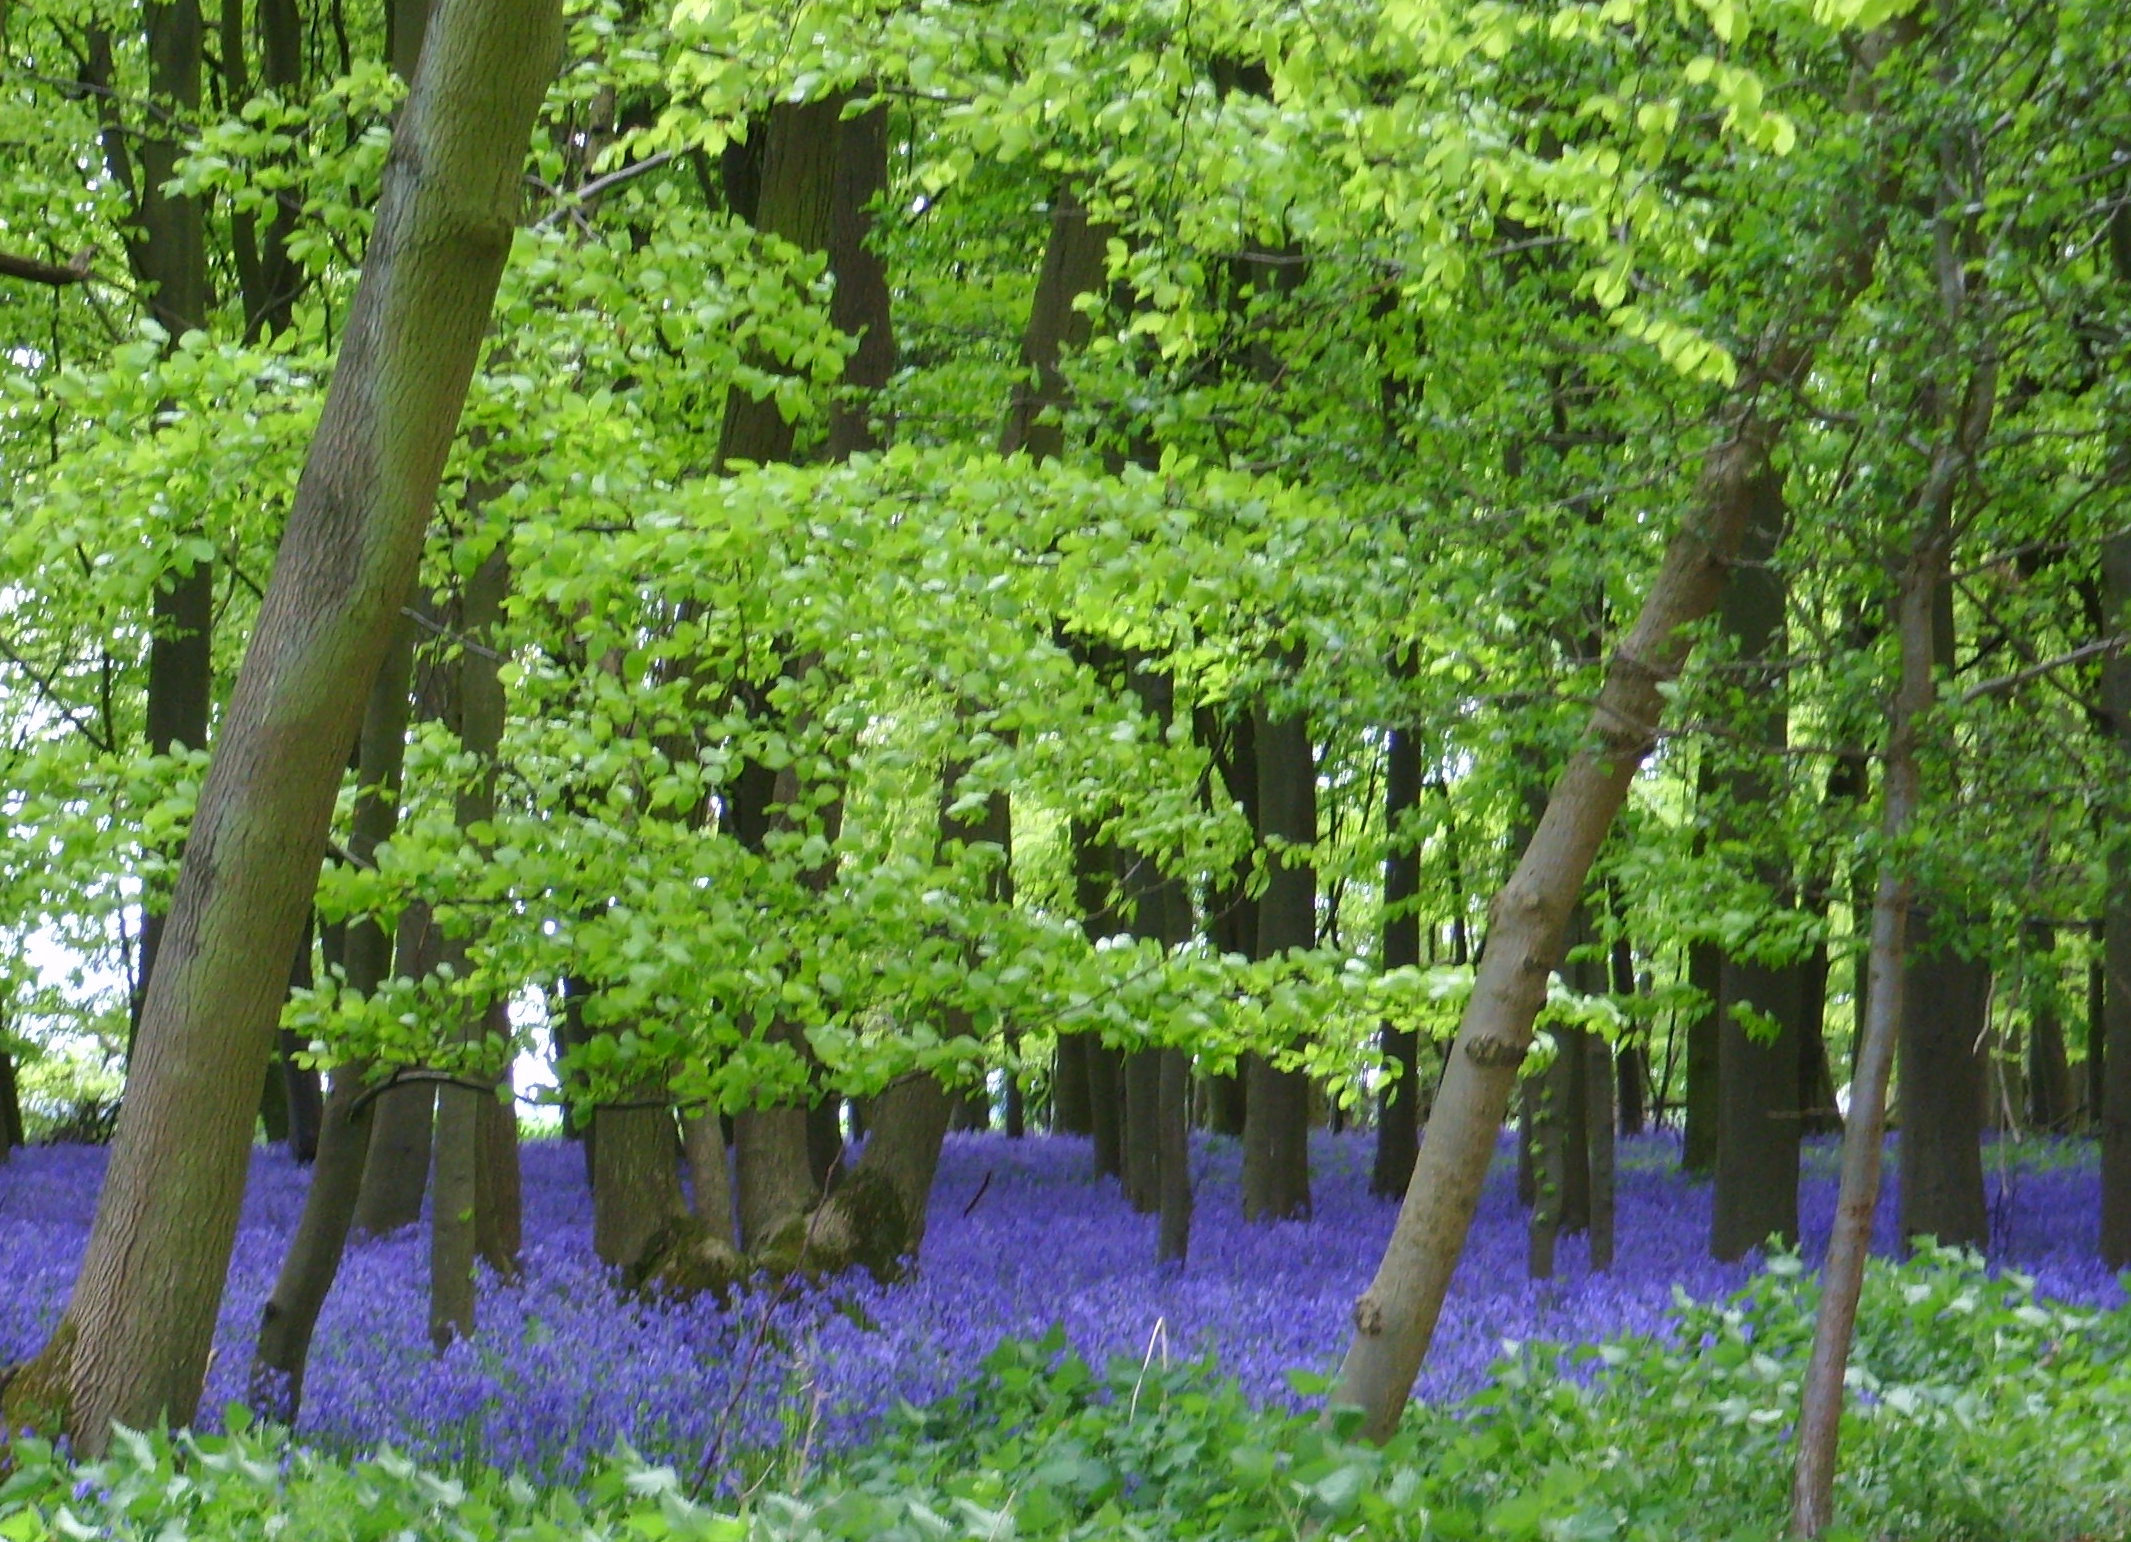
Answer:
3;1247;2126;1541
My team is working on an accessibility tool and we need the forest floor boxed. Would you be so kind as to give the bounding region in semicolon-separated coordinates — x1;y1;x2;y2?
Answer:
1;1127;2119;1492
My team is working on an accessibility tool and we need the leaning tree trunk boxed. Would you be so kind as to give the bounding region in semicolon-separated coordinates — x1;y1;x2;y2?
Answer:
250;610;417;1420
1328;365;1800;1439
0;0;559;1451
1790;481;1953;1541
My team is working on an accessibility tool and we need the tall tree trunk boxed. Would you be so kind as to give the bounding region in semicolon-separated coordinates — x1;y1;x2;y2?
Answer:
1711;470;1805;1261
1157;1048;1193;1265
1611;930;1647;1137
0;1043;21;1155
250;611;417;1419
2024;922;2072;1131
135;0;213;1035
0;0;559;1449
2101;528;2131;1265
1052;1032;1093;1135
1242;702;1314;1222
1372;702;1424;1198
1000;186;1111;459
1897;549;1989;1252
825;101;895;458
1330;367;1807;1440
1790;484;1951;1542
430;544;510;1348
1681;938;1722;1174
353;905;441;1233
1198;707;1258;1138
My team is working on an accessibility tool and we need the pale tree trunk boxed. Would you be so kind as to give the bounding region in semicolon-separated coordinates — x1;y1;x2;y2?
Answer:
0;0;558;1450
1792;107;1991;1523
1789;506;1949;1538
1330;396;1790;1440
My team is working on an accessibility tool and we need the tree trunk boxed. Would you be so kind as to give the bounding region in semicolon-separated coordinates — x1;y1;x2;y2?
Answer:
134;0;213;1038
1330;359;1803;1439
2101;528;2131;1265
431;543;511;1348
1611;931;1647;1137
278;922;324;1162
475;1070;520;1274
1000;186;1111;459
1053;1033;1093;1135
734;1101;818;1252
1156;1048;1192;1265
251;610;418;1419
1681;939;1722;1175
354;905;442;1234
1711;469;1805;1260
1790;492;1947;1541
0;0;558;1449
0;1045;22;1155
682;1109;735;1244
2024;923;2072;1131
1372;710;1423;1198
1122;1052;1161;1213
825;101;895;459
1242;702;1314;1222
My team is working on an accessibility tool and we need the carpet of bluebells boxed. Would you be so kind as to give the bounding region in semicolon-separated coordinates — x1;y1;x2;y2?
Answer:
0;1130;2121;1487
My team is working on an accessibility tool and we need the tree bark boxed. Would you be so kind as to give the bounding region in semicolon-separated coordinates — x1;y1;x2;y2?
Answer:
1156;1048;1192;1265
2024;923;2072;1130
250;610;418;1419
1000;187;1111;459
353;906;441;1234
0;1044;21;1154
825;101;895;459
135;0;214;1036
1372;707;1424;1198
1710;469;1805;1260
1241;702;1314;1222
431;543;512;1348
1330;368;1799;1439
1789;506;1946;1542
1681;939;1722;1175
2101;528;2131;1265
0;0;558;1449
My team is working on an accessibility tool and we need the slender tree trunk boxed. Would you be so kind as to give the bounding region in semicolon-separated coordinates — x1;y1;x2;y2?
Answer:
475;1068;520;1274
1122;1052;1161;1213
2101;529;2131;1265
682;1109;735;1245
1157;1048;1192;1265
0;0;558;1448
354;905;441;1234
430;544;510;1347
1681;939;1722;1174
1242;702;1314;1222
1789;509;1946;1541
0;1044;21;1155
1330;365;1805;1439
250;611;418;1418
2024;923;2071;1130
1372;709;1424;1198
1000;186;1111;459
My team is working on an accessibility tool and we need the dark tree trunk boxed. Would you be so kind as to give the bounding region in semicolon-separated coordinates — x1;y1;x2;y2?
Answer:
1000;186;1111;459
353;905;442;1235
1611;933;1647;1137
1897;564;1989;1253
1198;707;1257;1137
1241;702;1314;1222
2024;923;2072;1131
134;0;213;1039
1087;1039;1125;1179
2101;528;2131;1264
2088;943;2106;1133
1713;955;1804;1259
1681;940;1722;1175
0;0;559;1447
0;1046;22;1154
1156;1048;1192;1265
1052;1033;1093;1135
1122;1052;1161;1213
475;1071;520;1275
825;101;895;458
1372;710;1423;1198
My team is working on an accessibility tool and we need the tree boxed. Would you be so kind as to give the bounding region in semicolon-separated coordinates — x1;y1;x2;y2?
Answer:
0;0;560;1450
